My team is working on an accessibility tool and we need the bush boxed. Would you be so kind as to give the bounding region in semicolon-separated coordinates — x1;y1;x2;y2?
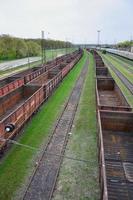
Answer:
102;50;106;54
90;49;94;54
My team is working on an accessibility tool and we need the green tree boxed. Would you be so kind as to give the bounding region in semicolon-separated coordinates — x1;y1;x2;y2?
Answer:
16;39;28;58
26;41;41;56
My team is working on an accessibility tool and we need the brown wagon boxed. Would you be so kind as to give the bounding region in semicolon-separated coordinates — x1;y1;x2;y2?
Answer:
0;77;24;97
28;66;62;100
96;77;132;111
98;110;133;200
0;85;44;150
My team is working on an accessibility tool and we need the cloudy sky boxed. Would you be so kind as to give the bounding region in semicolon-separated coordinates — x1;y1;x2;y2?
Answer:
0;0;132;44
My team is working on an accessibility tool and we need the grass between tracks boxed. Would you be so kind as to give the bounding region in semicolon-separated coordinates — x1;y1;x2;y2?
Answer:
0;51;87;200
53;52;99;200
110;53;133;67
101;54;133;107
103;54;133;84
108;54;133;72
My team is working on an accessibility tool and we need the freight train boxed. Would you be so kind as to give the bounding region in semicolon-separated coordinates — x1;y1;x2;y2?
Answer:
0;50;83;152
92;50;133;200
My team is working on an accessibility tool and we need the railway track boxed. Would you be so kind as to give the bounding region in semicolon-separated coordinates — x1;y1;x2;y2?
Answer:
108;53;133;67
109;54;133;74
102;56;133;95
22;57;89;200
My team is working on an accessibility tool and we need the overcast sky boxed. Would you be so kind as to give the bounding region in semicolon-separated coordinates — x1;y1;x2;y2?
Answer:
0;0;132;44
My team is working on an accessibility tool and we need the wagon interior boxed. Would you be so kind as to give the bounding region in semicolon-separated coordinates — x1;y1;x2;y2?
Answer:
100;111;133;199
94;54;105;67
58;63;67;69
0;85;41;121
11;67;42;78
95;60;105;67
27;67;60;86
0;77;19;87
96;67;110;77
97;78;129;107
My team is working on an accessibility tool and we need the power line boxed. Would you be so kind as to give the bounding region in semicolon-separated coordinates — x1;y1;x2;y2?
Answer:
0;137;98;164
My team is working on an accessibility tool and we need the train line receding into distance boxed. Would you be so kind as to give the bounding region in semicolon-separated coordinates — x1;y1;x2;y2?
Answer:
92;50;133;200
0;50;83;153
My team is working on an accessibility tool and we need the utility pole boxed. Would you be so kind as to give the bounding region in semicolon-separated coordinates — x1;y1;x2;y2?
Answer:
130;34;132;52
47;32;52;61
97;30;101;48
65;38;67;55
41;30;44;65
27;45;30;69
41;30;46;66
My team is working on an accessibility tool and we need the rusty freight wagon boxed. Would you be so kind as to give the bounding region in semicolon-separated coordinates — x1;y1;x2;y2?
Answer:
28;66;62;100
94;52;110;78
0;85;44;150
0;76;24;97
96;78;132;111
98;110;133;200
28;52;82;98
95;50;133;199
28;51;82;95
60;52;82;78
0;60;58;97
94;51;105;67
96;67;111;78
11;67;46;84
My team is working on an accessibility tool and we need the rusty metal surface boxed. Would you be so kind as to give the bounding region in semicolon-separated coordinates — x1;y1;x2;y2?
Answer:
0;51;83;152
96;78;131;111
96;67;111;78
95;53;132;112
0;85;44;149
94;51;105;68
0;78;24;97
22;58;89;200
103;130;133;200
94;51;133;200
99;111;133;200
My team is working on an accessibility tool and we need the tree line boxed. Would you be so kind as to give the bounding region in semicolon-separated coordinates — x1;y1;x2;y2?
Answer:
0;34;72;60
117;40;133;49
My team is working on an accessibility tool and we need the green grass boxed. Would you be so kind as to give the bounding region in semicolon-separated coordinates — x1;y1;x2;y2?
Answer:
110;53;133;67
101;54;133;107
103;54;133;84
108;54;133;72
53;52;99;200
0;51;87;200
